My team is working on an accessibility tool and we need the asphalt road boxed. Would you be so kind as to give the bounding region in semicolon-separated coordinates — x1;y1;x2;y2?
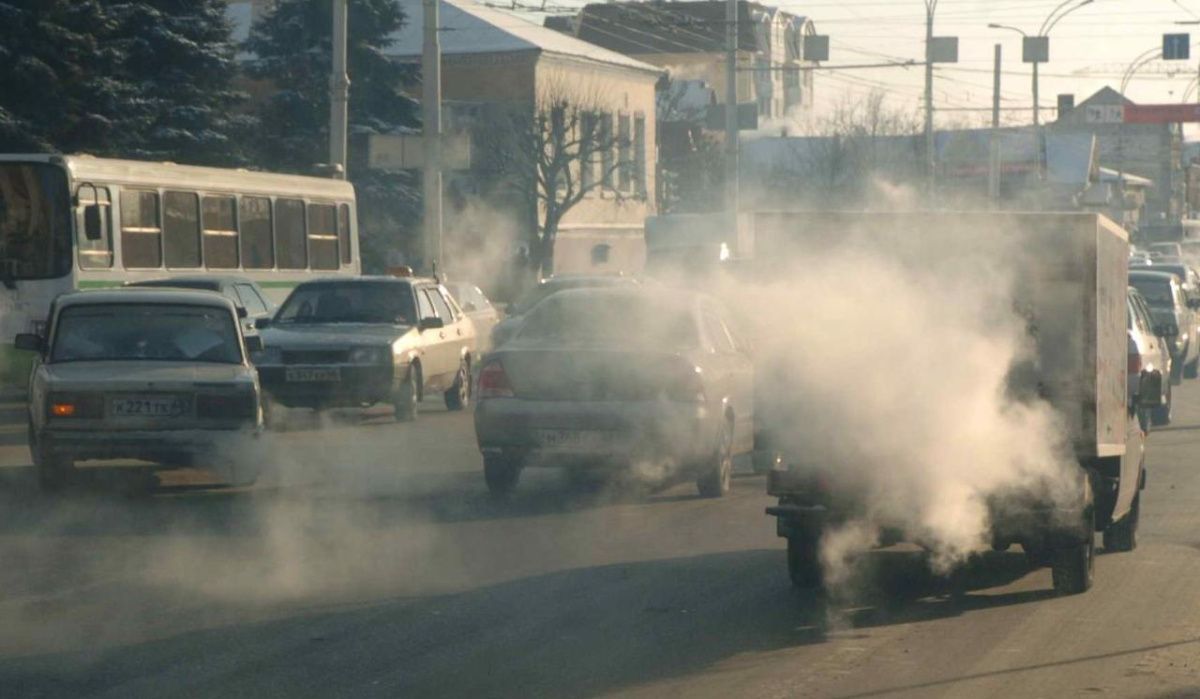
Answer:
0;390;1198;699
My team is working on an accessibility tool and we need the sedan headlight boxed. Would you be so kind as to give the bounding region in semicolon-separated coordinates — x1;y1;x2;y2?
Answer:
350;346;390;364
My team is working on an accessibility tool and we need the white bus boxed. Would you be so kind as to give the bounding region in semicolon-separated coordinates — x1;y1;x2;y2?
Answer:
0;154;360;381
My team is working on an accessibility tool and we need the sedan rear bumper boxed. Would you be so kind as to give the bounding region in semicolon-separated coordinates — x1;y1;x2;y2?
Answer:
42;427;259;464
474;398;720;467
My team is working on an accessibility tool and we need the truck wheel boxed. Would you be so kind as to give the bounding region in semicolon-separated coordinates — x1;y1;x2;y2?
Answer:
787;530;824;589
32;431;73;493
1102;493;1140;552
1051;514;1095;595
484;453;521;495
393;365;419;422
695;421;733;498
444;360;470;411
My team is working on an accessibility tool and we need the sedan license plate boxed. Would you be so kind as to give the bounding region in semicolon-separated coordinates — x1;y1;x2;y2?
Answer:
535;429;615;452
285;367;341;383
110;396;189;418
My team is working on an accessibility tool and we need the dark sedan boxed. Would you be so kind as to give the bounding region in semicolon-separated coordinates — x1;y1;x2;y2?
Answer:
474;287;754;497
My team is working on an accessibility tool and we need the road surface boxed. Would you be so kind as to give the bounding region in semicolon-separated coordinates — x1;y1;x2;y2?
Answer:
0;392;1197;698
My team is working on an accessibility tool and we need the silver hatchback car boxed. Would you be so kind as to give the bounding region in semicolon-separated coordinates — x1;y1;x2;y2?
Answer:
17;288;264;491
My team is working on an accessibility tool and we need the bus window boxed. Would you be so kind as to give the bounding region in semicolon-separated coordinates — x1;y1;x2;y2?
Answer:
76;185;113;269
202;196;238;269
163;191;201;268
240;196;273;269
338;203;351;265
120;189;162;268
0;163;71;280
276;198;307;270
308;203;338;271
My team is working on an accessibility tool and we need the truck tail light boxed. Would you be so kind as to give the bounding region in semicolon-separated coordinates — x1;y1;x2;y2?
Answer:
478;361;514;399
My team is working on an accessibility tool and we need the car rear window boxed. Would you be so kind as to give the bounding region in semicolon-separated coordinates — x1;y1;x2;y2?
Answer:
52;303;241;364
1130;278;1174;306
518;294;699;348
276;282;416;325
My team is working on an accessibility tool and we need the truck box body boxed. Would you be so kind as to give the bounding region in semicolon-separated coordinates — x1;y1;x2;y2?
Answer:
747;211;1129;460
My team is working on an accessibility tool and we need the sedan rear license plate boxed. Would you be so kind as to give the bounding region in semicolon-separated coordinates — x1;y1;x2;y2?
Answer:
535;429;615;451
285;367;341;383
110;396;189;418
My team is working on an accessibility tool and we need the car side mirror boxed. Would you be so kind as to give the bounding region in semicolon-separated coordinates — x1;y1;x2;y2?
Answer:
236;306;248;319
1137;371;1164;408
14;333;44;353
419;316;445;331
254;317;271;330
244;335;264;353
83;205;103;241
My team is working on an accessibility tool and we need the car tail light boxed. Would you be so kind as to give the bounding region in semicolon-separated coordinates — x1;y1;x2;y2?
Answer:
478;361;515;399
47;393;102;419
669;366;707;403
1128;353;1143;375
196;392;257;420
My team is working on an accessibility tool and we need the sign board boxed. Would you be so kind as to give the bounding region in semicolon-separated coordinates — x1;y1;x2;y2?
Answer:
929;36;959;63
1124;103;1200;124
1058;93;1075;116
1164;33;1190;61
803;35;829;62
367;133;471;170
1085;104;1124;124
1022;36;1049;63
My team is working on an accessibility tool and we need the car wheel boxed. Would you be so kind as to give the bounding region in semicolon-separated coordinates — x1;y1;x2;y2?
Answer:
1051;511;1095;596
484;453;521;495
393;364;419;422
1151;382;1172;426
696;420;733;498
787;528;824;589
1102;493;1140;552
31;428;73;493
444;360;470;411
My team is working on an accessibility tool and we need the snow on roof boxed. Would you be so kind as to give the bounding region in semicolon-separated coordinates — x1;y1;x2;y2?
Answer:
389;0;662;75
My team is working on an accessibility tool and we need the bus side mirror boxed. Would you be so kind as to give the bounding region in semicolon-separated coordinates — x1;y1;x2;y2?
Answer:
83;205;103;241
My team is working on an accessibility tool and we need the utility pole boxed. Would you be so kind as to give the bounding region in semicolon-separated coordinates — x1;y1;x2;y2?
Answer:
329;0;349;179
989;43;1001;205
724;0;739;230
923;1;936;197
422;0;443;275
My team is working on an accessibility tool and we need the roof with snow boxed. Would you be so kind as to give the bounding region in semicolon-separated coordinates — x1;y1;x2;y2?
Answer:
575;1;810;55
389;0;662;75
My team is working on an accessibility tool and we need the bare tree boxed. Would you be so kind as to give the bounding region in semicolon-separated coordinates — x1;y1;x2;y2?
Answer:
478;85;630;277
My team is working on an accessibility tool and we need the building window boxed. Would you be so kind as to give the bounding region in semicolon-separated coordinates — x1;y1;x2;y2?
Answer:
618;114;632;193
163;191;201;268
338;203;352;265
591;243;611;266
634;114;646;197
307;203;339;270
580;111;597;192
120;189;162;268
76;185;113;269
275;198;307;270
600;113;615;189
240;196;273;269
202;196;238;269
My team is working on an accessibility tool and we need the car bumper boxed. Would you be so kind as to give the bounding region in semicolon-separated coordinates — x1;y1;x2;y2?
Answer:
42;426;259;463
256;364;394;408
474;398;720;467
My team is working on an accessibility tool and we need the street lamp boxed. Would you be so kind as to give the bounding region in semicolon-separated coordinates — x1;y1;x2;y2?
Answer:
988;0;1094;127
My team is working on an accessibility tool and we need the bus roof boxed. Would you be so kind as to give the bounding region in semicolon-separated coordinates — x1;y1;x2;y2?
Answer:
0;154;355;201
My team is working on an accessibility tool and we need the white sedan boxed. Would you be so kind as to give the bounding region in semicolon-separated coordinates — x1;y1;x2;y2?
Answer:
17;288;264;491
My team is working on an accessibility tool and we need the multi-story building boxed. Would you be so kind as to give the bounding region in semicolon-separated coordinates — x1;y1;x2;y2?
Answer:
563;1;818;123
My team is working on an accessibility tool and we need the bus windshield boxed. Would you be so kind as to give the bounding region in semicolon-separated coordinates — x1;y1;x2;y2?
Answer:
0;163;71;280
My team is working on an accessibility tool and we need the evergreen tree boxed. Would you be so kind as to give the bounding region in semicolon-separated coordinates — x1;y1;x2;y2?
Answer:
247;0;421;271
105;0;253;165
0;0;249;165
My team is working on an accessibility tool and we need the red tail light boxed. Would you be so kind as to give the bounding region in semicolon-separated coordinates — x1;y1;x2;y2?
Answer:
47;393;102;419
478;361;515;399
1128;353;1143;375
